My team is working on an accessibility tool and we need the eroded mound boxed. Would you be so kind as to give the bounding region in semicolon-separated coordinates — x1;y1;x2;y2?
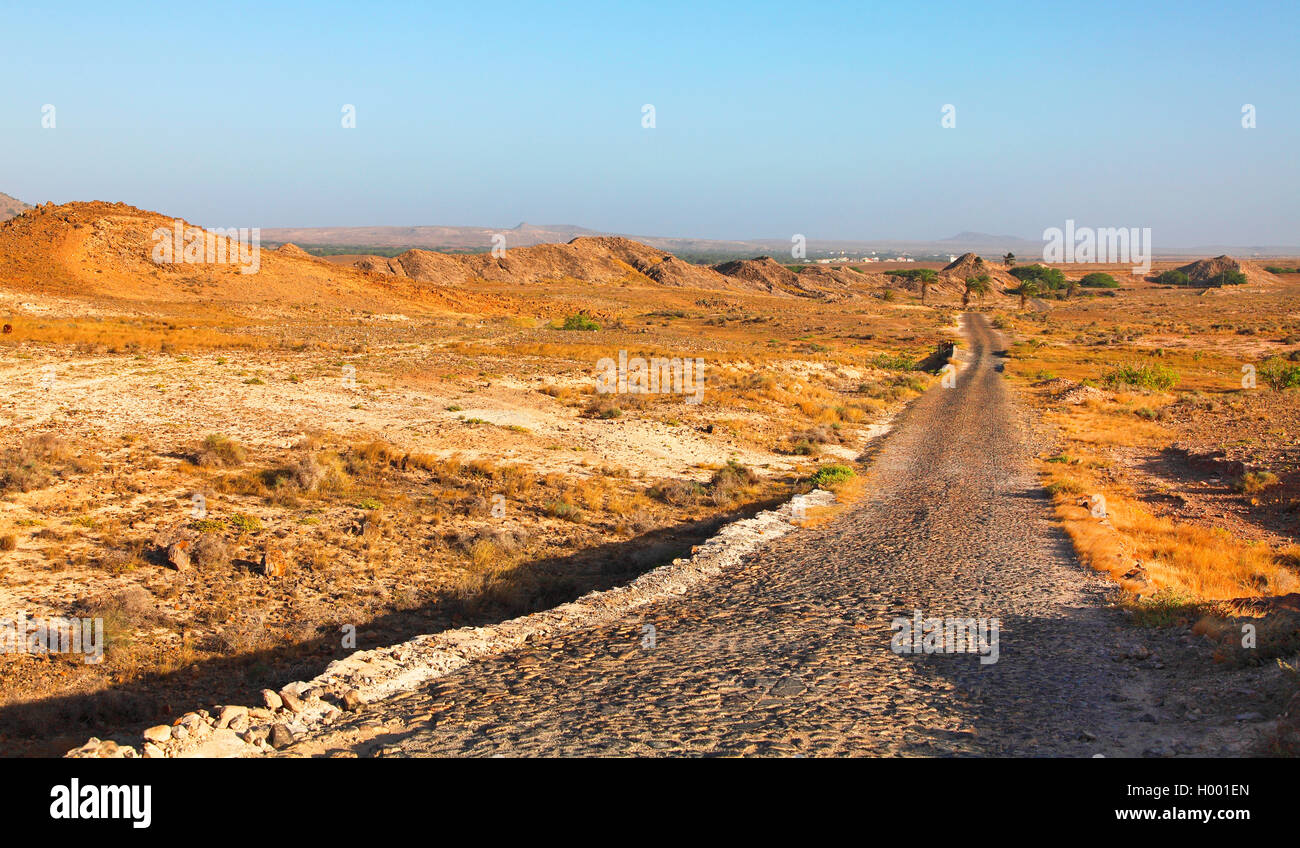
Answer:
1174;255;1279;286
0;201;493;315
353;236;791;294
938;253;1018;293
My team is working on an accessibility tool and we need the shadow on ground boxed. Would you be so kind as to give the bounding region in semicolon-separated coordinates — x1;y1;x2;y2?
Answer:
0;496;786;756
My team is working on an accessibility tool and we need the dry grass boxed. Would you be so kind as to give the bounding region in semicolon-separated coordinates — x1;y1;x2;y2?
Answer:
0;434;95;494
1045;476;1298;600
194;434;246;468
0;263;948;752
0;316;279;353
1006;283;1300;605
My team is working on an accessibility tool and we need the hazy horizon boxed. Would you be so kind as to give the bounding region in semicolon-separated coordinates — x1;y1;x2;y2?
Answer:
3;0;1297;245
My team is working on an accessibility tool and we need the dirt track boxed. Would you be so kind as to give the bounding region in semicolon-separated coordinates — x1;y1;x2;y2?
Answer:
286;314;1259;757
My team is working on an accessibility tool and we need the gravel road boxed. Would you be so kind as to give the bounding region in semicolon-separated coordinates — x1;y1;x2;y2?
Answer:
288;314;1257;757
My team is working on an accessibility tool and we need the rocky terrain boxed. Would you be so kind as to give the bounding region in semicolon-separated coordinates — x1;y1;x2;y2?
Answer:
351;237;893;298
67;315;1295;758
0;192;30;223
2;197;1297;760
2;199;958;755
0;201;497;317
67;489;839;757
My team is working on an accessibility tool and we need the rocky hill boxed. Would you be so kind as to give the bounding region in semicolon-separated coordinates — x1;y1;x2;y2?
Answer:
354;240;900;299
0;201;493;315
938;253;1018;293
0;191;30;222
1173;255;1280;286
354;236;792;294
711;257;809;295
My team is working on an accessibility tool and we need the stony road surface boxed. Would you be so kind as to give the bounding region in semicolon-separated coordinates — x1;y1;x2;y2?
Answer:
290;314;1249;757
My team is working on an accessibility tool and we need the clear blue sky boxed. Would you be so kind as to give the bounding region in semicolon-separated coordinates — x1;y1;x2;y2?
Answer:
2;0;1296;245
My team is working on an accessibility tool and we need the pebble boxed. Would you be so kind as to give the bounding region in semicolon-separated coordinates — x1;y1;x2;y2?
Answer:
143;725;171;744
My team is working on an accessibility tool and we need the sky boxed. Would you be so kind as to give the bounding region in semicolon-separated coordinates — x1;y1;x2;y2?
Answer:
1;0;1297;245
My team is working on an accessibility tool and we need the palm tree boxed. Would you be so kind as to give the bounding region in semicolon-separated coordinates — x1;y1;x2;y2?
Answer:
964;274;992;307
1019;278;1040;309
1003;252;1015;268
917;268;938;304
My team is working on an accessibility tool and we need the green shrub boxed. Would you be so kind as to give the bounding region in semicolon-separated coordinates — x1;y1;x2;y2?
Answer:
870;352;916;371
810;464;855;488
1157;268;1245;287
1258;356;1300;390
585;397;623;419
1205;270;1247;287
1010;264;1067;290
560;313;600;331
228;513;263;532
1103;362;1179;391
1079;272;1120;288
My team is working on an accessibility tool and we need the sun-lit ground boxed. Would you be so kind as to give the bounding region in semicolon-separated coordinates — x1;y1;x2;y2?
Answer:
997;268;1300;610
0;275;952;753
4;230;1299;754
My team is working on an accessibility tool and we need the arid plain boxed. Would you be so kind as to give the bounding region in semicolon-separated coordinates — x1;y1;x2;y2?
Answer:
1;199;1298;756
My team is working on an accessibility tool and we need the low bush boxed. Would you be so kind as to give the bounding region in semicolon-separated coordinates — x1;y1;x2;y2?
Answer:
1258;356;1300;390
1079;272;1120;288
810;464;855;489
1236;471;1279;495
191;534;231;569
870;352;916;372
1103;362;1179;391
195;434;246;468
560;313;600;331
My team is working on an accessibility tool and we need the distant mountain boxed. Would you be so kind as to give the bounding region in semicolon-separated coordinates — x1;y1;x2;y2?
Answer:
259;222;604;251
247;222;1300;262
259;223;1037;261
0;191;31;221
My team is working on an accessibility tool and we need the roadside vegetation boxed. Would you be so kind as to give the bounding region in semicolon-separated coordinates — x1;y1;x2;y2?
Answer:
995;277;1300;622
